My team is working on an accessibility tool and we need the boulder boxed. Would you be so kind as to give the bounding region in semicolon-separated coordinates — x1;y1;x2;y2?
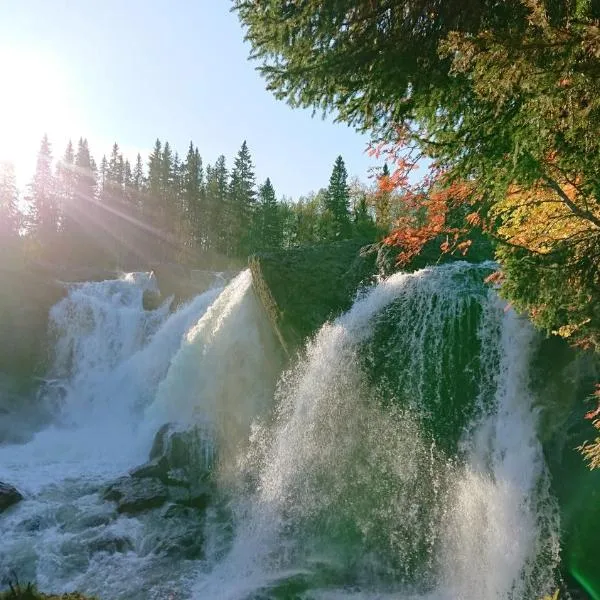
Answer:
102;477;168;515
249;239;377;354
129;456;169;480
0;481;23;513
106;424;215;515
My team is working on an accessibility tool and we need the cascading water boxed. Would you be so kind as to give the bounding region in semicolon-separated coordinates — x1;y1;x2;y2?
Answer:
0;263;562;600
194;263;560;600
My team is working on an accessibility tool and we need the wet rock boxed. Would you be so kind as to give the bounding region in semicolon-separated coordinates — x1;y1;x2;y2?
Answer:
0;481;23;512
249;239;376;354
103;477;168;515
129;456;168;480
102;476;130;502
142;288;163;311
151;504;205;559
88;532;134;555
149;423;171;460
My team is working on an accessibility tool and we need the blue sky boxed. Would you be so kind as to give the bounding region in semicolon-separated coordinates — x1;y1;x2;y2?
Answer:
0;0;379;198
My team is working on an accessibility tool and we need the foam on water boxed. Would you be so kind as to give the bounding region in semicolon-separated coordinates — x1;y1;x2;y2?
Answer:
0;264;560;599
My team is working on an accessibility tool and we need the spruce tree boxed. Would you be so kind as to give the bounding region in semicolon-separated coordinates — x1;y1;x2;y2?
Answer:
228;140;256;256
182;142;205;250
133;153;144;192
56;141;76;239
324;155;351;239
147;139;162;199
27;134;58;250
256;177;281;251
99;155;108;195
0;161;20;244
205;156;229;255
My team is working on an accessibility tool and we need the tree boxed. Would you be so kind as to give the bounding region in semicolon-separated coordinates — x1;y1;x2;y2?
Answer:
228;140;257;256
324;156;351;239
352;190;377;240
233;0;530;135
133;153;144;192
56;140;76;239
238;0;600;353
27;134;58;251
182;142;205;250
0;161;20;243
256;177;282;251
147;138;162;200
205;155;229;255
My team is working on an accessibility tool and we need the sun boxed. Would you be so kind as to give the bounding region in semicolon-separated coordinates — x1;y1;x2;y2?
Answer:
0;45;75;170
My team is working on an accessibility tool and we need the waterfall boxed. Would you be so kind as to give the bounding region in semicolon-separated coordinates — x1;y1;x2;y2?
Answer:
195;262;560;600
0;264;562;600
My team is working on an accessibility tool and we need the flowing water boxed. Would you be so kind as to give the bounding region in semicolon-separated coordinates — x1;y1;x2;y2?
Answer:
0;264;561;599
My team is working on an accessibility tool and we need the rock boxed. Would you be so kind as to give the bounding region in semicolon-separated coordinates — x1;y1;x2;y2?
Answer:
151;504;205;559
148;423;214;478
249;239;377;354
187;483;212;510
149;423;171;460
103;477;168;515
129;456;168;480
142;288;163;311
87;532;133;554
0;481;23;512
102;476;130;502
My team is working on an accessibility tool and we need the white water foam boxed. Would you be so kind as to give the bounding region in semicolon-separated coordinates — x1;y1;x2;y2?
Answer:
194;263;559;600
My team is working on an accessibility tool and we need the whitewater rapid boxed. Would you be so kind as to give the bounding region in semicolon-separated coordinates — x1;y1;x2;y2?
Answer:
0;264;560;599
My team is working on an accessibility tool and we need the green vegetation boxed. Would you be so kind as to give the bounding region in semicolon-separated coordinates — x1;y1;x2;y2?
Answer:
249;238;376;353
235;0;600;346
234;0;600;454
0;582;95;600
1;140;379;272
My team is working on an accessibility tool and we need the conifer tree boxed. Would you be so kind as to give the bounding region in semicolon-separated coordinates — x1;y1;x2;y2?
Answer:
256;177;281;251
228;140;256;256
182;142;204;250
0;161;20;244
133;153;144;192
27;134;58;249
56;141;76;238
205;155;229;254
324;155;351;239
99;155;108;195
147;139;162;200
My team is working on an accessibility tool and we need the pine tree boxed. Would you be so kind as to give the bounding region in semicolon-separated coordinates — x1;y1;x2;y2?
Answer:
147;139;162;199
133;153;144;192
324;155;351;239
228;140;256;256
0;161;20;244
182;142;205;250
205;155;229;255
99;155;108;195
56;140;76;238
256;177;281;251
27;134;58;250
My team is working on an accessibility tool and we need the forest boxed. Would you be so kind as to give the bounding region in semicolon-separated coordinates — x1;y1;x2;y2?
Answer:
234;0;600;466
0;136;381;271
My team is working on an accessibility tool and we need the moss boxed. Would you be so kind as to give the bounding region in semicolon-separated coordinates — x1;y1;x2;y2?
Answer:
249;239;376;354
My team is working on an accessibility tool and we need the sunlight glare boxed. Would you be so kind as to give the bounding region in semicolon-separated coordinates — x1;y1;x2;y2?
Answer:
0;46;75;170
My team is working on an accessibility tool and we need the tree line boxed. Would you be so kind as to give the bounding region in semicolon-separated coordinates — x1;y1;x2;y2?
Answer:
0;136;382;270
235;0;600;467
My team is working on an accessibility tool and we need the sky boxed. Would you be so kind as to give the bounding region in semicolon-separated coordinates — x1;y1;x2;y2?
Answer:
0;0;380;198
